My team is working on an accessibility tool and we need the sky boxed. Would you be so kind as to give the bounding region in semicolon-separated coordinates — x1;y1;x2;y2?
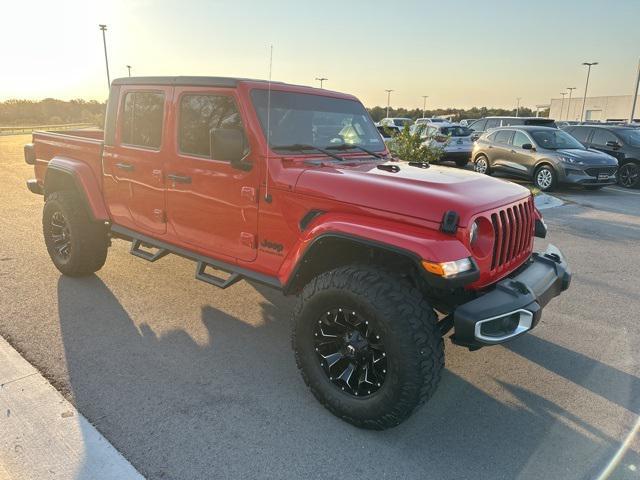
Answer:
1;0;639;109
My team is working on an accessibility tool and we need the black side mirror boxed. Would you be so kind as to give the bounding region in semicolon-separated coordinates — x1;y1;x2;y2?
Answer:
605;140;620;149
210;128;251;171
521;143;534;150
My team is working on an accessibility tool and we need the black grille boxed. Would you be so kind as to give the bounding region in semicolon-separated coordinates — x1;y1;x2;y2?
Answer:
489;198;534;271
584;167;617;177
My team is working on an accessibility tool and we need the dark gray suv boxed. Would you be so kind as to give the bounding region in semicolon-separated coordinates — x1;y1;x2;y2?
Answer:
472;126;618;191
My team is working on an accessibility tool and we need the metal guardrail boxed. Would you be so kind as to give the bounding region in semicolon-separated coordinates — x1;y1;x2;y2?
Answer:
0;123;95;135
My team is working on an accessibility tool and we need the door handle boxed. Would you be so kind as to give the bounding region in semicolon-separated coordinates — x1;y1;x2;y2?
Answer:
167;174;192;184
115;162;135;171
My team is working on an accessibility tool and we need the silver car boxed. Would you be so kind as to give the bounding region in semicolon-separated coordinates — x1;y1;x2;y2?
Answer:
472;126;618;191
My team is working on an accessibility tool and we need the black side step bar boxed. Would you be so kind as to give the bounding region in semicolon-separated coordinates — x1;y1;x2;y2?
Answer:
110;224;281;290
130;239;170;262
195;262;242;289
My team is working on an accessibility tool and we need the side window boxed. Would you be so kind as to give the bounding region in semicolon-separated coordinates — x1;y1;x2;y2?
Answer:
494;130;513;145
569;127;592;144
504;118;524;126
485;119;501;130
512;131;530;148
470;119;487;131
179;94;244;158
121;92;165;149
591;129;617;147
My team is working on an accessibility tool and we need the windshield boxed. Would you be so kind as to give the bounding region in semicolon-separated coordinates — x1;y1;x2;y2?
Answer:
531;129;585;150
251;90;384;152
618;129;640;147
440;126;472;137
393;118;413;127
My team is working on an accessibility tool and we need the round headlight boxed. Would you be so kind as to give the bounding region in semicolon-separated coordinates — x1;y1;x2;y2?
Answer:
469;220;479;245
468;217;494;258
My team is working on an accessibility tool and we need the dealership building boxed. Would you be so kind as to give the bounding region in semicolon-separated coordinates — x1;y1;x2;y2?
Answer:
549;94;639;122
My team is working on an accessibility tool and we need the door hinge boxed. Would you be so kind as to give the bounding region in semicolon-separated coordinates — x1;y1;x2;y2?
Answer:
240;232;256;249
153;208;167;223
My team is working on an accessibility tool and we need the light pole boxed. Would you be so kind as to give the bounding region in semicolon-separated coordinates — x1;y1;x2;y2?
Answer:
629;58;640;124
421;95;429;118
126;65;132;77
99;24;110;89
559;92;567;120
315;77;327;88
580;62;598;122
566;87;576;121
515;97;521;117
385;89;394;118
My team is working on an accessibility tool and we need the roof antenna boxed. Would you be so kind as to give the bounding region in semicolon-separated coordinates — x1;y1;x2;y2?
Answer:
264;45;274;203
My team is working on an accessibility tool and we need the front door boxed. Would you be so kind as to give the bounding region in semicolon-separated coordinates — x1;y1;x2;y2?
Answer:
165;87;259;262
103;87;170;235
508;130;537;177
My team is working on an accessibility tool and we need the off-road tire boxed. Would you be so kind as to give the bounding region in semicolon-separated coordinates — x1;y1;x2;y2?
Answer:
533;164;557;192
43;191;108;276
292;265;444;430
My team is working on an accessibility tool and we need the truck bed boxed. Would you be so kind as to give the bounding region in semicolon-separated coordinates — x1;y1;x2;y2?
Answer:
32;129;104;189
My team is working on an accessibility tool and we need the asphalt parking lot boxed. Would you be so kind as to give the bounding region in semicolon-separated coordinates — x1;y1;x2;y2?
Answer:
1;134;639;480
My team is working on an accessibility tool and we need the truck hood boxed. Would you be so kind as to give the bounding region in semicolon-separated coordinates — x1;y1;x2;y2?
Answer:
294;161;530;225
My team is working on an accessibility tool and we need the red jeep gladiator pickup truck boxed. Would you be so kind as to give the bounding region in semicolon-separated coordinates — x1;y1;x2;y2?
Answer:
24;76;571;429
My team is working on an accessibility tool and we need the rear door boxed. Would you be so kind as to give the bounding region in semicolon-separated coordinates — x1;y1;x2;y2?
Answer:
164;87;259;262
103;87;170;235
565;126;593;147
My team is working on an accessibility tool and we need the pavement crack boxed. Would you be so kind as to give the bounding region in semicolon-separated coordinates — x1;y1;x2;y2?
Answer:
0;372;38;388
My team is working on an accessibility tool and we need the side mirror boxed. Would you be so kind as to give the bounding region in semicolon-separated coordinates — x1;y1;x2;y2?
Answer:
210;128;251;171
605;140;620;149
521;143;534;150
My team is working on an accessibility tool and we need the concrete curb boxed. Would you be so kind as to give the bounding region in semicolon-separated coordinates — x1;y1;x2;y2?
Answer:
0;336;144;480
534;193;564;210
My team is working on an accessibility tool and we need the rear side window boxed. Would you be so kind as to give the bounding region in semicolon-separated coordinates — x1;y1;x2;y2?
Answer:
503;118;524;126
567;127;592;144
121;92;165;149
494;130;513;144
470;119;487;131
179;94;244;157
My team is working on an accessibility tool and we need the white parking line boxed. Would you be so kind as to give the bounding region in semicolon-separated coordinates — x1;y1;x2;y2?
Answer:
602;187;640;196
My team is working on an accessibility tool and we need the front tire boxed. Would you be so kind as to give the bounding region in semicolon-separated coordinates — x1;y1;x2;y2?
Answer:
618;162;640;188
43;191;109;276
474;154;491;175
534;165;557;192
292;266;444;430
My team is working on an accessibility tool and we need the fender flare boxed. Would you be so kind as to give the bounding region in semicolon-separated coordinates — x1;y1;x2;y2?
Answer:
279;212;474;292
44;156;110;221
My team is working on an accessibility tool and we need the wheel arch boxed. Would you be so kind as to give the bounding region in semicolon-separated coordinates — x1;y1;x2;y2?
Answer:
44;157;109;221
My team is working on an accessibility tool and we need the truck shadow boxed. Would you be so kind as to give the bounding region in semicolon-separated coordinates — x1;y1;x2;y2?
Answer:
57;276;638;480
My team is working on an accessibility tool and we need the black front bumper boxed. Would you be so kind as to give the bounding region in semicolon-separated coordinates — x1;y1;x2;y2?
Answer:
451;244;571;349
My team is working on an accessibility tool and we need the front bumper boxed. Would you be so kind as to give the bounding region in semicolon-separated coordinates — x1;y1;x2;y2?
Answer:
561;166;617;186
451;244;571;349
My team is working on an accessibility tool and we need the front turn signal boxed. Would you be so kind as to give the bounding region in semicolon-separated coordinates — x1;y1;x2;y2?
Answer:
422;258;474;278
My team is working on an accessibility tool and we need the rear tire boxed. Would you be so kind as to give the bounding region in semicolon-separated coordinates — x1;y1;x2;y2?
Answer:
455;158;469;168
43;191;108;276
533;165;557;192
292;265;444;430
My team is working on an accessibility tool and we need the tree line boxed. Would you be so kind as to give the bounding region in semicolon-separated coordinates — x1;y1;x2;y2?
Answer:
0;98;550;128
0;99;106;127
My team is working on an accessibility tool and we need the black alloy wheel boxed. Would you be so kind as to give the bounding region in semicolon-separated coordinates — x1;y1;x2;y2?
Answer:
314;308;387;397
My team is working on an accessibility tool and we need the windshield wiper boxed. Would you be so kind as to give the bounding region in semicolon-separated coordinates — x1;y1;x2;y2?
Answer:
326;144;387;159
271;143;345;161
